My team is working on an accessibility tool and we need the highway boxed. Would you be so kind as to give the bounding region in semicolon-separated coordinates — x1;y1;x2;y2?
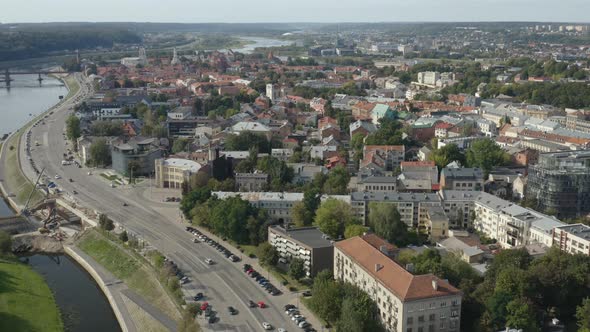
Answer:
20;74;315;332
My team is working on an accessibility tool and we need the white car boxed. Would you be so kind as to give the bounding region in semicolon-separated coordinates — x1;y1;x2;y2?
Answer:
277;329;287;332
54;174;61;179
262;322;272;330
205;258;214;265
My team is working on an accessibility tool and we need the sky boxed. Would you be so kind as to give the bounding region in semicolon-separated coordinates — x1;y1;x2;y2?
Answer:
1;0;589;23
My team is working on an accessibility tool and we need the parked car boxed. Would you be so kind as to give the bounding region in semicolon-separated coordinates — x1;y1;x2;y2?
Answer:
258;301;266;308
200;302;209;311
193;292;204;301
262;322;272;330
205;258;214;265
248;300;257;308
227;306;237;315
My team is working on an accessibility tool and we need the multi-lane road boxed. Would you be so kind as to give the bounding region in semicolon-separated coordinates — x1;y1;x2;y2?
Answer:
20;74;317;331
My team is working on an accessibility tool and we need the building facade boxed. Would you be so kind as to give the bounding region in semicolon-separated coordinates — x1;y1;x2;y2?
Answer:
553;224;590;256
268;225;334;277
334;236;462;332
440;168;484;191
235;172;269;192
526;151;590;218
155;158;202;189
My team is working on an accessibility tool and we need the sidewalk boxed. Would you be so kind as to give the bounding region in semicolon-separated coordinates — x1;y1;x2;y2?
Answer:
191;224;327;331
66;245;179;332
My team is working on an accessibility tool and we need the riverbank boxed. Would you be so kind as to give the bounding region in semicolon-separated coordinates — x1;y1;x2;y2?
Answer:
76;229;183;331
0;73;78;209
0;256;64;332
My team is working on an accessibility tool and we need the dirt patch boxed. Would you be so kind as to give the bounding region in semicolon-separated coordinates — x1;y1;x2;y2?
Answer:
12;234;67;254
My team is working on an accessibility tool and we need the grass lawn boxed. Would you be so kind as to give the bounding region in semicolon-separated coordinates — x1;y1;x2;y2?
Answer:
77;230;181;320
62;75;80;100
2;133;43;206
0;258;63;332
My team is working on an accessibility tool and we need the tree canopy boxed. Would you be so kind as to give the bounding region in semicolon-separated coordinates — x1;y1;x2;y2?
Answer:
465;138;511;174
314;198;357;239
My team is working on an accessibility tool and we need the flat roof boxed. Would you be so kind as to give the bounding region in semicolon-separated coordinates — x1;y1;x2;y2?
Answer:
163;158;202;173
270;226;333;249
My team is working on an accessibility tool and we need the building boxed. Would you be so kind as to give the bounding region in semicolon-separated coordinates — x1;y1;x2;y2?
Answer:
155;158;202;189
553;224;590;256
121;47;148;67
362;145;405;173
417;71;441;86
268;225;334;277
334;236;462;332
266;84;278;101
212;191;303;223
526;151;590;218
440;168;484;191
111;138;164;176
398;161;439;192
235;172;268;192
356;176;397;192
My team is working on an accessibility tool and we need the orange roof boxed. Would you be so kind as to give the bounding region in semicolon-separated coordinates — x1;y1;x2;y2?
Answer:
361;233;397;253
335;236;461;301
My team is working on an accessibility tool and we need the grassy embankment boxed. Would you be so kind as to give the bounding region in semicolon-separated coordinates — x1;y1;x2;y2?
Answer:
1;74;80;206
0;257;64;332
76;230;183;327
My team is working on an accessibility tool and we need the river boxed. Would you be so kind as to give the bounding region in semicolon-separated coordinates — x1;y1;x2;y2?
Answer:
20;254;122;332
0;74;67;137
226;36;294;54
0;77;121;331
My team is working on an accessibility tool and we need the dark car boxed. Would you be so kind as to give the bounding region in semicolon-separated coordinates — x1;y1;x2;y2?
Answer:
243;264;251;271
194;292;204;301
302;290;312;297
228;306;237;315
248;300;257;308
208;316;217;324
284;304;296;310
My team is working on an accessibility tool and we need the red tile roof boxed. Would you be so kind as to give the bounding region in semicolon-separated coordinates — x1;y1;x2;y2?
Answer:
335;236;461;302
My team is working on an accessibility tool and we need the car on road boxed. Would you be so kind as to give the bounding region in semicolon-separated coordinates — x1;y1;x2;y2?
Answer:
302;290;312;297
207;316;217;324
205;258;214;265
54;174;61;179
277;328;286;332
248;300;257;308
262;322;272;330
284;304;296;310
200;302;209;311
68;178;73;182
192;238;199;243
193;292;204;301
258;301;266;308
227;306;237;315
72;190;78;195
298;321;310;329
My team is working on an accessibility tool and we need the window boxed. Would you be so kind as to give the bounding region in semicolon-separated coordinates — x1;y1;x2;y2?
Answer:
418;315;424;322
428;325;435;332
407;329;413;332
440;301;447;307
407;317;413;324
429;314;436;321
418;328;424;332
451;310;458;318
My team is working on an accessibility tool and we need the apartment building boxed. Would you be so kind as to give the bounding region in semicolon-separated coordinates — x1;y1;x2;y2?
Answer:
356;176;397;192
526;150;590;218
212;191;303;223
553;224;590;256
440;168;484;191
235;172;269;192
334;236;462;332
362;145;406;173
437;191;477;229
268;225;334;277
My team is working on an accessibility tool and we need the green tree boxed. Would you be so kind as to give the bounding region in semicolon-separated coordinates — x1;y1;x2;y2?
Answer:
322;165;350;195
118;230;129;242
429;143;466;170
344;224;367;239
291;188;321;227
289;258;306;280
127;160;141;182
368;203;408;246
505;298;539;332
172;138;190;153
186;302;202;317
576;298;590;332
65;115;81;143
0;230;12;255
89;138;111;167
309;273;342;323
466;138;511;175
180;187;211;218
99;214;114;231
364;118;405;146
225;132;271;153
258;242;279;266
314;198;357;239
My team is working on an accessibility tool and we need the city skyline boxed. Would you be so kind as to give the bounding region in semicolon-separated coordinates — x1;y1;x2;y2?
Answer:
2;0;590;24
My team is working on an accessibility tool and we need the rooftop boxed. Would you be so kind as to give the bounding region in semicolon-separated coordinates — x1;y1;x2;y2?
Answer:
162;158;202;172
269;225;334;249
335;236;461;301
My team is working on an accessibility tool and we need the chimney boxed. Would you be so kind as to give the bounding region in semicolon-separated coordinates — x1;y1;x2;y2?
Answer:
432;280;438;291
375;263;383;272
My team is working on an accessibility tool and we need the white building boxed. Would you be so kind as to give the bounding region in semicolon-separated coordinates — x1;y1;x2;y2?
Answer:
335;236;462;332
553;224;590;256
154;158;202;189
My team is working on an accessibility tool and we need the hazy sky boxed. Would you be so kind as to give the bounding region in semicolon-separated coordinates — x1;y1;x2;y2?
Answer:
2;0;589;23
